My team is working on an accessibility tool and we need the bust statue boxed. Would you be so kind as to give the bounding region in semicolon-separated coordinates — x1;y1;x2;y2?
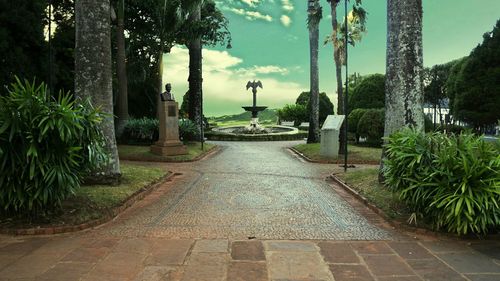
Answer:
160;83;175;101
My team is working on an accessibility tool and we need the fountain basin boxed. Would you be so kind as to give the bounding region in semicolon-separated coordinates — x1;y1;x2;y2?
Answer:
205;125;307;141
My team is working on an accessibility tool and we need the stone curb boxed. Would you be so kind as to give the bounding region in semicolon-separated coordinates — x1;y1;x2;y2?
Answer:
288;147;380;165
329;174;500;240
119;145;219;163
0;172;176;236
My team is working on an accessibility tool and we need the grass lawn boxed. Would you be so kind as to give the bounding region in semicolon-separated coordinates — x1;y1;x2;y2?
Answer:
293;143;382;164
335;167;410;220
118;142;216;162
0;163;169;228
211;120;277;127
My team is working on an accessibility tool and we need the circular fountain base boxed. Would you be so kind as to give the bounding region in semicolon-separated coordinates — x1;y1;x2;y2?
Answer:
206;125;306;141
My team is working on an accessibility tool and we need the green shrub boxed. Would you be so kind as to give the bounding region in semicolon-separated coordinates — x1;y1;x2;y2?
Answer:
357;109;385;146
383;128;500;235
0;78;107;214
348;108;368;143
349;74;385;112
295;92;335;124
121;118;159;144
277;104;308;126
179;119;198;142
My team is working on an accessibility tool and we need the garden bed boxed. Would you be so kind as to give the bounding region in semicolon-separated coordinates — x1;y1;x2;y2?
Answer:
206;131;307;141
0;163;171;235
291;143;382;164
118;142;217;162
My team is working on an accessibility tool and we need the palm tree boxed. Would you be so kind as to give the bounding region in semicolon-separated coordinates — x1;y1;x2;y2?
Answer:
380;0;425;179
307;0;322;143
325;0;366;153
115;0;129;138
75;0;121;183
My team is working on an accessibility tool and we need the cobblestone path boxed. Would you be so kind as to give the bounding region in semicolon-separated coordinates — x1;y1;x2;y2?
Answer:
100;141;391;240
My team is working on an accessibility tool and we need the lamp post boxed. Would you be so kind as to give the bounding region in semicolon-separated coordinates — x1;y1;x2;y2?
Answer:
343;0;349;172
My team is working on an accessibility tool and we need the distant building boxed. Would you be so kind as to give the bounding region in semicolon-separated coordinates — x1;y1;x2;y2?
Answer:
424;98;450;125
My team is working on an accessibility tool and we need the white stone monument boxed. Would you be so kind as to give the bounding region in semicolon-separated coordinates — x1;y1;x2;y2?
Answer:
320;115;345;158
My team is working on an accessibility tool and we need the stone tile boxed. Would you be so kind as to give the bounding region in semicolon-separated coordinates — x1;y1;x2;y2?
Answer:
0;239;49;255
469;242;500;260
62;247;110;263
377;277;422;281
182;253;227;281
318;242;359;264
145;240;193;266
329;264;374;281
387;242;433;260
266;251;332;280
350;242;393;255
192;240;228;253
362;255;414;277
227;262;268;281
265;241;317;252
421;241;469;253
85;252;147;280
0;254;22;271
407;258;466;281
82;238;120;249
113;238;153;254
231;241;266;261
437;252;500;274
0;253;61;279
31;237;85;256
465;274;500;281
134;266;183;281
37;262;94;281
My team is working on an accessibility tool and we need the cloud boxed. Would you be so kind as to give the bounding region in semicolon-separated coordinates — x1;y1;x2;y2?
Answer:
280;15;292;27
162;47;304;116
240;0;260;7
282;0;294;12
227;8;273;22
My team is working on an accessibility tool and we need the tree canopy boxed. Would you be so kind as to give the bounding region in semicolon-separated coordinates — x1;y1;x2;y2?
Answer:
348;73;385;112
296;91;334;124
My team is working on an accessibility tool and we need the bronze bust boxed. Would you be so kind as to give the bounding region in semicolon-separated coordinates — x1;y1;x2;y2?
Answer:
160;83;175;101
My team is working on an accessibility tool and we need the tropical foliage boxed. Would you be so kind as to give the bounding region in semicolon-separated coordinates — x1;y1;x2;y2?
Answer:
0;79;107;214
383;128;500;235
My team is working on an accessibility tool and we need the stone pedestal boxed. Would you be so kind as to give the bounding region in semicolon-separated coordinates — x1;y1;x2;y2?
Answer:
320;115;345;158
151;101;187;156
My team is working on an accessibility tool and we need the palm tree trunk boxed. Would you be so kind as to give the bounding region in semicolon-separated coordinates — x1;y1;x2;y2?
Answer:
188;5;203;138
379;0;424;182
115;0;129;139
329;1;346;154
75;0;121;184
157;47;164;118
308;10;320;143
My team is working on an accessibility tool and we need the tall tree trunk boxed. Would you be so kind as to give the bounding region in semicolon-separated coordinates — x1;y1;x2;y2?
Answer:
115;0;129;138
307;1;320;143
75;0;121;184
188;5;203;138
329;1;346;154
157;48;164;118
379;0;424;182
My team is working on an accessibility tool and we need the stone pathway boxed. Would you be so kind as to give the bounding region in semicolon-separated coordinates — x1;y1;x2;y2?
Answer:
0;141;499;280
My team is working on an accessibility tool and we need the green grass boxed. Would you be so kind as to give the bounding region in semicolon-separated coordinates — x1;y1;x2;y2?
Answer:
293;143;382;163
118;142;216;162
0;163;169;228
335;168;409;220
208;109;279;127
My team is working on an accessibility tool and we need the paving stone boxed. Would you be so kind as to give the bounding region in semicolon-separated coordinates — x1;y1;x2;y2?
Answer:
266;251;332;280
0;238;49;255
31;237;84;256
421;241;470;253
84;251;147;281
387;242;433;259
465;274;500;281
192;239;228;253
0;254;22;271
437;252;500;274
231;241;266;261
0;253;61;279
81;237;120;249
62;247;110;263
133;266;183;281
362;255;414;277
376;277;422;281
318;242;359;264
265;241;317;252
227;262;268;281
182;252;227;281
469;242;500;260
145;240;193;266
407;258;466;281
329;264;374;281
37;262;94;281
113;238;153;254
350;242;394;255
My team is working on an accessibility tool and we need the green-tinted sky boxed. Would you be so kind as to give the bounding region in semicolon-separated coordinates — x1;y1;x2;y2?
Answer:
163;0;500;117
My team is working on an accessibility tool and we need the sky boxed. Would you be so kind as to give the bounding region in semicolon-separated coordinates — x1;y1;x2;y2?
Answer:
162;0;500;117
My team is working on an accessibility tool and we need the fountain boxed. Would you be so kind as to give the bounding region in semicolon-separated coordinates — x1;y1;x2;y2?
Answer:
206;80;305;141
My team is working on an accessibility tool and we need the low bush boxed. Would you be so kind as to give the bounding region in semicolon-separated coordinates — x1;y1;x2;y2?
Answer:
383;128;500;235
121;118;199;144
0;78;107;214
357;108;385;146
277;104;308;126
348;108;368;143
